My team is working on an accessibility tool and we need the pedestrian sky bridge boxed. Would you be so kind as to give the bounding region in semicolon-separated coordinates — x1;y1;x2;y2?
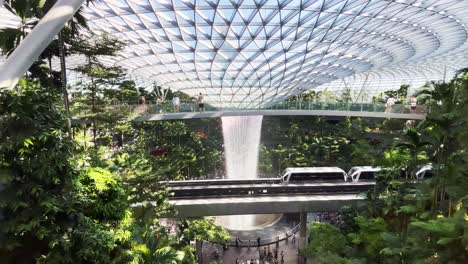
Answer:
71;102;426;124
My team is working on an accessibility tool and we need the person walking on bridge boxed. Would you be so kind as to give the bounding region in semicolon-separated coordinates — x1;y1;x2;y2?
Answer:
410;95;417;113
172;95;180;112
198;92;205;112
385;96;396;113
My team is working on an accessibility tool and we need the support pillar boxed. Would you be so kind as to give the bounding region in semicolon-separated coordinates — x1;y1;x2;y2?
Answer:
0;0;85;89
298;212;307;264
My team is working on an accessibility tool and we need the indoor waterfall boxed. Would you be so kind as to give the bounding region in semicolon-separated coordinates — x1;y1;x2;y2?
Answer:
217;115;280;230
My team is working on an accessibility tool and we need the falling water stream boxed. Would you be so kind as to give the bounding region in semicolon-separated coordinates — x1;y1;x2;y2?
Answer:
216;115;281;230
222;115;263;181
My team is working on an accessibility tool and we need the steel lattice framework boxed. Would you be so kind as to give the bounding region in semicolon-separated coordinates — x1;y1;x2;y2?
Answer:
3;0;468;107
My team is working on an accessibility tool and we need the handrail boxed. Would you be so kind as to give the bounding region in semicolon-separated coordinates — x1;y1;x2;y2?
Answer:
222;223;300;247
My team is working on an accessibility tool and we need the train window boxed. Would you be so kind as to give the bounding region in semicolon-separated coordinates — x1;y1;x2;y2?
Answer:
424;171;433;179
288;173;310;181
359;171;375;180
289;172;344;182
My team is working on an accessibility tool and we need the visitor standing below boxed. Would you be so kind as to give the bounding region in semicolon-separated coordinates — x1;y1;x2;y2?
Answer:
385;96;396;113
198;92;205;112
257;237;261;247
172;95;180;112
155;96;162;113
139;96;146;105
136;96;148;115
410;95;417;113
190;97;196;112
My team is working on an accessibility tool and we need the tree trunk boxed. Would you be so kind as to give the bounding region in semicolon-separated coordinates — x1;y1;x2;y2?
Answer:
196;239;203;264
92;84;97;146
58;31;72;140
48;57;52;73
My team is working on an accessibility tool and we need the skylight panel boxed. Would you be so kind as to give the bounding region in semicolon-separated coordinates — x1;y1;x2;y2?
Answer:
64;0;467;107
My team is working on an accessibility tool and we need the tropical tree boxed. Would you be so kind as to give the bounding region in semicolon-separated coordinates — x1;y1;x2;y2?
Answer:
71;33;126;145
0;0;94;140
394;128;431;180
0;79;131;262
131;224;186;264
180;218;230;264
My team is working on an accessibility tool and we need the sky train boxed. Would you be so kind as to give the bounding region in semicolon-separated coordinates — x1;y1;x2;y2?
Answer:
281;165;433;184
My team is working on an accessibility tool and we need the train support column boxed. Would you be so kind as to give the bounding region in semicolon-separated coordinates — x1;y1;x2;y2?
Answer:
298;212;308;264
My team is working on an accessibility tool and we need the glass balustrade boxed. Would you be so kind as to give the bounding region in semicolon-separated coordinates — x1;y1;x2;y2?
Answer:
71;101;426;118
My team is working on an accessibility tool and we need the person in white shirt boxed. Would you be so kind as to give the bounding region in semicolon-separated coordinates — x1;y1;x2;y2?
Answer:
172;96;180;112
190;97;196;112
197;93;205;112
385;96;396;113
410;96;417;113
155;96;163;113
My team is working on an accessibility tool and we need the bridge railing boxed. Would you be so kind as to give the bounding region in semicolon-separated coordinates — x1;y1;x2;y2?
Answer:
225;223;300;247
70;101;427;119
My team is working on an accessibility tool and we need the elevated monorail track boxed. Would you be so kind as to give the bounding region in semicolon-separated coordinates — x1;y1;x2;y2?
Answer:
165;180;375;199
163;178;280;187
134;179;375;217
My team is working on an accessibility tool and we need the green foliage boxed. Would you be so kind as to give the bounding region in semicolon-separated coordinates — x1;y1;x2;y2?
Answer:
71;33;128;146
375;84;410;103
178;218;229;264
77;167;128;220
304;222;348;257
409;209;468;262
348;216;387;258
182;218;231;244
259;116;385;175
0;79;131;263
339;87;353;103
1;0;91;90
104;80;141;103
303;222;365;264
342;69;468;263
130;224;188;264
349;139;379;166
314;251;364;264
132;120;224;180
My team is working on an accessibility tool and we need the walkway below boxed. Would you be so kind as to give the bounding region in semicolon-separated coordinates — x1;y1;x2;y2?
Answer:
227;214;299;245
201;238;301;264
136;109;425;121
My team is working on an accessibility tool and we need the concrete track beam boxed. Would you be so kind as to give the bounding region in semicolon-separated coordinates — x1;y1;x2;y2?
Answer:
133;194;365;218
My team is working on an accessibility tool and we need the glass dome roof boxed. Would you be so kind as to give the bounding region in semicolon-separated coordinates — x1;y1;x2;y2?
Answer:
3;0;468;107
